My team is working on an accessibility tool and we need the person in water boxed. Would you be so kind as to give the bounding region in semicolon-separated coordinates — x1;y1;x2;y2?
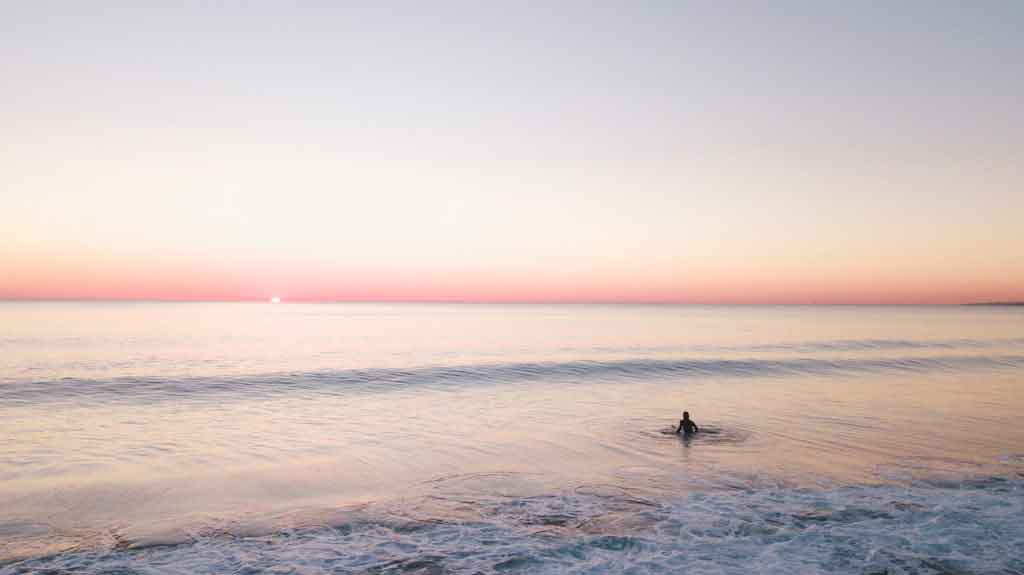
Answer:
676;411;699;436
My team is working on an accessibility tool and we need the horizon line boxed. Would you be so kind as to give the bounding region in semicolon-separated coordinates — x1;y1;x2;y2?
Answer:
2;297;1021;306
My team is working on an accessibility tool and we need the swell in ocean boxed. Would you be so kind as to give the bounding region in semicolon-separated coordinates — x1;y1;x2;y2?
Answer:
3;350;1023;405
2;337;1024;401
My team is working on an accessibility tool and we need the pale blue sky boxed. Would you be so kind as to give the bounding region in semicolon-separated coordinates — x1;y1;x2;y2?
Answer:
2;1;1022;302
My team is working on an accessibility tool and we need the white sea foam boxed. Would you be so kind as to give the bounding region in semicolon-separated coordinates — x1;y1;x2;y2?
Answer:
3;478;1021;574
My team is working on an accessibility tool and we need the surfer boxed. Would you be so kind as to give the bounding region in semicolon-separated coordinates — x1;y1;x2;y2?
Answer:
675;411;699;436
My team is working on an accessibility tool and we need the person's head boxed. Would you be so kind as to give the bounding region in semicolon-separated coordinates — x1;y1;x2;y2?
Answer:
682;411;690;420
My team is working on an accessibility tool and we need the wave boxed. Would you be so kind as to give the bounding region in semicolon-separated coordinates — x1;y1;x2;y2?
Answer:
3;353;1023;405
583;336;1024;355
4;476;1022;574
4;335;1023;351
708;336;1024;353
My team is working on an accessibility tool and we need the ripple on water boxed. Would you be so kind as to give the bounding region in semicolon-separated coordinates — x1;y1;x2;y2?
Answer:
648;424;753;446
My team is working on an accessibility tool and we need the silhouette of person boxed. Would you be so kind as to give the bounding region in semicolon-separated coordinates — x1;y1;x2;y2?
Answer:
676;411;699;436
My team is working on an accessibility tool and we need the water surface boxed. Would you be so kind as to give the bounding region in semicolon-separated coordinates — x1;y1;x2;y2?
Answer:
2;303;1023;573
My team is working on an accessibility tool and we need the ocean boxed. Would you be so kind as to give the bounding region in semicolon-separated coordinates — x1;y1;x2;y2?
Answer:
1;302;1023;574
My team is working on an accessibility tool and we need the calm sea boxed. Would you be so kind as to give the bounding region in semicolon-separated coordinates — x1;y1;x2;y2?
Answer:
2;302;1023;573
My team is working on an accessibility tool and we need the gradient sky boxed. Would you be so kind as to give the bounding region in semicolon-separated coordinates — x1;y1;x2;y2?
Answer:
2;1;1022;303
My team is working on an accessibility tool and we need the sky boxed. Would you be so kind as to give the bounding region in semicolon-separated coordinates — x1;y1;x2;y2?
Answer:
2;1;1022;304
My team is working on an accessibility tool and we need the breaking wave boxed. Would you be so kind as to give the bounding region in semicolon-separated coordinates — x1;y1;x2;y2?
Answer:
3;475;1022;574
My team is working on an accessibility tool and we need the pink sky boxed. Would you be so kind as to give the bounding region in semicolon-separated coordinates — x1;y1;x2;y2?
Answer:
3;252;1021;304
2;3;1022;304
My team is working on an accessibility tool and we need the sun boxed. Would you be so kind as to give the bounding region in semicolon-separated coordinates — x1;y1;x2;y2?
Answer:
270;296;281;304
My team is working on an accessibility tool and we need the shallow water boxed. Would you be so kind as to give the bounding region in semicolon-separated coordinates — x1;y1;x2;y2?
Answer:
1;303;1023;573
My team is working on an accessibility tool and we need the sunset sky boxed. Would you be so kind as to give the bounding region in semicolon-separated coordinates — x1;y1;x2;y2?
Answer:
2;1;1022;304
